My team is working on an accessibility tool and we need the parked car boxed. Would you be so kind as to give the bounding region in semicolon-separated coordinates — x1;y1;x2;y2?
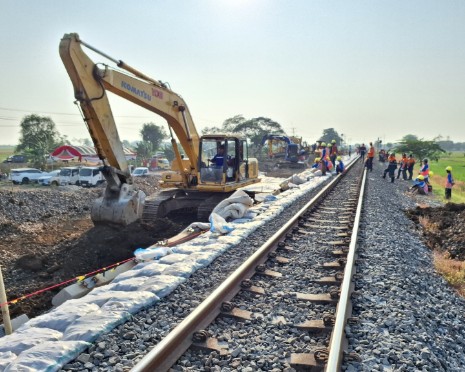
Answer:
10;168;45;184
38;170;61;186
3;154;29;163
132;167;149;177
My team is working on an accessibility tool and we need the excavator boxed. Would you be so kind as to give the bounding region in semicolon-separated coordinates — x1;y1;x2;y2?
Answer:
260;134;308;175
59;33;260;226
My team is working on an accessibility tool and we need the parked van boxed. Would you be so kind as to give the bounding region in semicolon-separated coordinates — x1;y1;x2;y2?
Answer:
79;167;104;187
59;167;80;185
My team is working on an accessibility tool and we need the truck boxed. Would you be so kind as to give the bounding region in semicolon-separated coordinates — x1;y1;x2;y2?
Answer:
59;33;260;226
58;166;80;185
78;166;105;187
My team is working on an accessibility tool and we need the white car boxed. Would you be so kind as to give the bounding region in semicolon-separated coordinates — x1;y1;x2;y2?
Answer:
38;170;61;186
10;168;45;184
132;167;149;177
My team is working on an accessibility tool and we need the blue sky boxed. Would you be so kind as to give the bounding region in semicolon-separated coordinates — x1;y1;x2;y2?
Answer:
1;1;464;146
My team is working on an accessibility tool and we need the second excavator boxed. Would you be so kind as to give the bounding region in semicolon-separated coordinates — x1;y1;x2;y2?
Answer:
59;33;260;226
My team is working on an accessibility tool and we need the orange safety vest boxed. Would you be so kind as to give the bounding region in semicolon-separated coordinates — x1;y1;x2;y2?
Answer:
368;146;375;158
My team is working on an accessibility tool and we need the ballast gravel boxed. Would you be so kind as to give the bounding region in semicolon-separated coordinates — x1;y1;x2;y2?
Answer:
344;168;465;371
57;162;465;371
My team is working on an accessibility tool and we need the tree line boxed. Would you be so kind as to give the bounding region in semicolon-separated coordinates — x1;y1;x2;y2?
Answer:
14;114;460;167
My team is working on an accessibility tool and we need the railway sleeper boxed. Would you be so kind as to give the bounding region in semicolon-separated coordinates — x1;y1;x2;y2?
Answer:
295;292;339;304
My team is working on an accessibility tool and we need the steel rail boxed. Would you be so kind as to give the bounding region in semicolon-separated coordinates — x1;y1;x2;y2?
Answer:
325;167;367;371
132;158;360;372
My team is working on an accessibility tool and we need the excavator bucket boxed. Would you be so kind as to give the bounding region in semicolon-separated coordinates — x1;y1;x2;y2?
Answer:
91;184;146;226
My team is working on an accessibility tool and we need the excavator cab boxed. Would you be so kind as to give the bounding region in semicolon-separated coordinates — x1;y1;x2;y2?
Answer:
198;136;250;185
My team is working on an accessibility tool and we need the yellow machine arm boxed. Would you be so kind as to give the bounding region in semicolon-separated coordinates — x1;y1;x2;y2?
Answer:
59;33;198;225
59;33;199;180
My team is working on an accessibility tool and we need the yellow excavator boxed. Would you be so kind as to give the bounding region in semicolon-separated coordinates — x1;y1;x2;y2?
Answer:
59;33;260;226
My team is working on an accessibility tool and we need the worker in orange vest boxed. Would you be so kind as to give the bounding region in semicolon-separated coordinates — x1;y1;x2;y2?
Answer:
366;142;375;171
383;153;397;183
407;154;416;180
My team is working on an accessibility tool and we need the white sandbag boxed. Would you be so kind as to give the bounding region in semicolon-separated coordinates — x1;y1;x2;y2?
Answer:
0;351;17;370
189;251;221;266
159;253;191;265
162;260;201;278
4;341;90;372
0;327;62;355
101;291;159;313
134;246;172;262
141;275;186;298
62;310;130;342
19;303;100;333
171;245;209;255
289;174;307;185
209;213;234;234
211;190;254;220
112;262;170;283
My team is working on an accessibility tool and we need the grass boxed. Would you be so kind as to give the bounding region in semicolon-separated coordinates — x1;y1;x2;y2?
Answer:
433;251;465;296
428;152;465;203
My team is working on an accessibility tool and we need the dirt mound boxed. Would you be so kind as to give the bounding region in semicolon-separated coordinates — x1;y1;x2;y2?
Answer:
0;176;191;321
406;203;465;259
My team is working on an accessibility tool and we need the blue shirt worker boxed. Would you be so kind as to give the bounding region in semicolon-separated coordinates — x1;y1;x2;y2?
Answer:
210;145;226;168
410;175;428;195
336;156;345;174
445;166;455;200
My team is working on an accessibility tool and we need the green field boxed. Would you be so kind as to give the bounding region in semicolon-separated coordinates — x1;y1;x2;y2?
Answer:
429;152;465;203
0;146;14;162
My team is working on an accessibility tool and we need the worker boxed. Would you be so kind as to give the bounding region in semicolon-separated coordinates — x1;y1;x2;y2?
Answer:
407;154;416;180
336;156;345;174
320;142;328;175
409;175;428;195
397;153;408;180
359;143;367;161
419;158;430;184
366;142;375;171
210;145;226;168
330;140;338;165
382;153;397;183
378;149;386;163
445;166;455;200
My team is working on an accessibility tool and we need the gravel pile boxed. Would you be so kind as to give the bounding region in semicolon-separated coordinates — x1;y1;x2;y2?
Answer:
0;187;97;230
344;168;465;371
0;176;160;233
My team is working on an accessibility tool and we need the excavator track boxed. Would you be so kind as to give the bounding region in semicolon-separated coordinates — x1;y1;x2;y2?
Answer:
141;190;183;225
141;190;231;225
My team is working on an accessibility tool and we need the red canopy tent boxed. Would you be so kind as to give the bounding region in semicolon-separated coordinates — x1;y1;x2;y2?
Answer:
51;145;136;162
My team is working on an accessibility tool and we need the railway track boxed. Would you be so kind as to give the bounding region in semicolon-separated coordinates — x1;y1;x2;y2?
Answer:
130;160;366;371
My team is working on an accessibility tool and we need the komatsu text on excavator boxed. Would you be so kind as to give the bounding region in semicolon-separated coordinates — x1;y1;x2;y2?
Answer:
59;33;260;226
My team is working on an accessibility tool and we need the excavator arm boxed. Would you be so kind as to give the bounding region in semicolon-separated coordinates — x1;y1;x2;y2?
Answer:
59;33;200;225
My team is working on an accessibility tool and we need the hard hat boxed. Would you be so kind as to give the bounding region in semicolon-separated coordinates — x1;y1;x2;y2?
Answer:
418;175;424;180
429;171;434;176
446;166;452;171
337;156;342;161
327;144;331;148
331;140;336;144
315;157;321;162
321;142;326;147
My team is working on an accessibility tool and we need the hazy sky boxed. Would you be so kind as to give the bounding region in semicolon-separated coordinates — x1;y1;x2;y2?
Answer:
1;1;465;147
